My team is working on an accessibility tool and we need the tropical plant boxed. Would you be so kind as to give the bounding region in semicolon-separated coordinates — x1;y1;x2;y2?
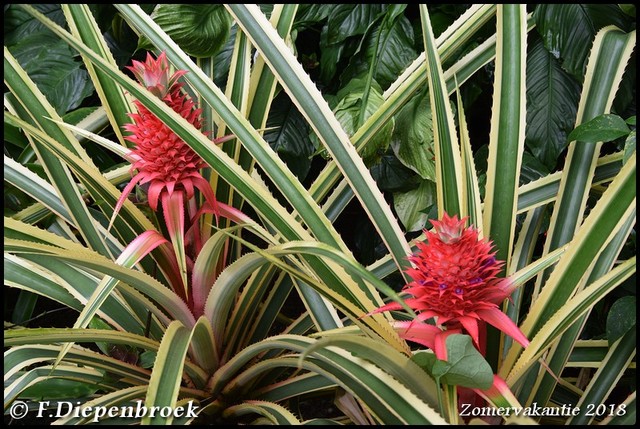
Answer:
4;3;636;425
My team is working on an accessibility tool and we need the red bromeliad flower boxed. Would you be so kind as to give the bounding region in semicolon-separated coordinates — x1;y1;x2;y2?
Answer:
113;51;218;216
109;51;251;316
371;213;529;358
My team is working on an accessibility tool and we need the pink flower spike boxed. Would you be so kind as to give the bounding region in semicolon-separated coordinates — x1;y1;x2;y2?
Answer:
127;51;186;99
369;212;528;350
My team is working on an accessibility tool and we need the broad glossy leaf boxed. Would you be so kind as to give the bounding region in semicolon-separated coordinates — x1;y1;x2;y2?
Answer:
430;335;494;390
60;107;100;128
393;179;436;232
568;113;631;143
7;33;94;115
293;4;332;29
147;4;232;58
212;25;237;88
264;93;315;181
324;77;394;166
3;4;65;46
606;296;636;345
519;152;551;185
342;15;418;89
370;151;420;193
4;122;29;150
325;4;386;45
534;4;633;79
318;25;345;85
390;89;435;181
623;130;636;165
525;37;581;170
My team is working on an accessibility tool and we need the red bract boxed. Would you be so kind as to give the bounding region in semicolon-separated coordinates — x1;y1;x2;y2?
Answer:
372;213;529;353
113;51;218;216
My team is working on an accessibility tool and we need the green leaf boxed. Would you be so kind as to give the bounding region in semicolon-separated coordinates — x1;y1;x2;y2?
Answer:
3;4;66;46
534;4;633;80
606;296;636;346
143;321;193;425
536;26;635;262
224;400;302;424
342;14;418;89
147;4;232;57
568;328;636;425
418;4;464;218
390;89;436;181
623;130;636;165
62;4;135;148
410;350;438;377
525;37;581;170
60;107;99;127
211;25;237;87
519;151;551;185
293;5;332;29
139;351;157;369
431;334;494;390
325;4;386;45
393;179;436;232
370;152;420;193
315;77;394;166
264;93;315;181
318;26;345;85
568;113;631;144
7;33;94;115
4;122;29;150
19;377;99;400
88;316;139;364
215;334;445;424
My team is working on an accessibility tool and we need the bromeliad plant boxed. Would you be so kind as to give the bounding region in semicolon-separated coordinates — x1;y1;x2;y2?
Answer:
4;3;636;425
112;50;250;317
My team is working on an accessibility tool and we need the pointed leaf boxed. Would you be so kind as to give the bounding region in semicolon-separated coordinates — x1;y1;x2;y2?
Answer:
418;4;463;218
390;89;435;181
430;334;494;390
147;4;231;58
143;321;193;425
525;37;581;169
534;4;633;79
606;296;636;346
162;191;188;299
567;113;631;143
393;179;436;232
